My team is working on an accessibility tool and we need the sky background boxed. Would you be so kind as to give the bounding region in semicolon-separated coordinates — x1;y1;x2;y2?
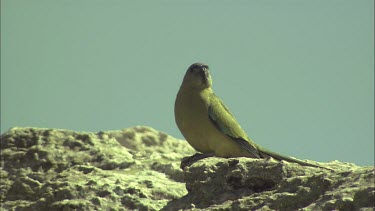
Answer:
1;0;374;166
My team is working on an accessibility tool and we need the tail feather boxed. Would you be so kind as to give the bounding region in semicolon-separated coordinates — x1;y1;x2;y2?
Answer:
258;147;332;171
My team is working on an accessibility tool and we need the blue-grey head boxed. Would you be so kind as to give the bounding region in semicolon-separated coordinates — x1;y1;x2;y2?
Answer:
182;62;212;89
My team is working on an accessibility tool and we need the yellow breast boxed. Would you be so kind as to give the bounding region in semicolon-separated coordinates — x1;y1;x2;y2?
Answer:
175;88;211;153
175;88;248;157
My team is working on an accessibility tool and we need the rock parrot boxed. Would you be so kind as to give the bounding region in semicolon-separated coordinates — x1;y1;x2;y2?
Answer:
175;62;331;170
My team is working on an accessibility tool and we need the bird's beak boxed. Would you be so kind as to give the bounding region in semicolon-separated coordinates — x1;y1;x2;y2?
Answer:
202;66;209;76
201;67;210;85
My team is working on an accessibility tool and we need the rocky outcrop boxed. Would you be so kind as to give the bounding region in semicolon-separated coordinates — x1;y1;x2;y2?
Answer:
1;127;194;210
1;127;374;210
164;158;374;210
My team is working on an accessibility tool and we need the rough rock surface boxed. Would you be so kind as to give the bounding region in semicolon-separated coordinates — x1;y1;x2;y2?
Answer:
1;127;374;211
1;127;194;210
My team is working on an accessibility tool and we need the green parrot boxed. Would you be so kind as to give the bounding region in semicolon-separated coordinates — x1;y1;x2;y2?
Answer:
175;62;331;170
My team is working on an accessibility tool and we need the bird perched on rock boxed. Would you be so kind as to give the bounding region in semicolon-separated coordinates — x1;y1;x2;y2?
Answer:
175;62;330;170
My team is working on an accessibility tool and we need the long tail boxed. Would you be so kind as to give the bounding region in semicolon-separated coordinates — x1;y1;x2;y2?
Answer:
258;147;333;171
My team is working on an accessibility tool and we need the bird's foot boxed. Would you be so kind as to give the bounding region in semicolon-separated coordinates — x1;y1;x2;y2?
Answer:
180;152;215;169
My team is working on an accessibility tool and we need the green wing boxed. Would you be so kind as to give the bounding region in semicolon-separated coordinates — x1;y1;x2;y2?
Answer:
208;93;260;158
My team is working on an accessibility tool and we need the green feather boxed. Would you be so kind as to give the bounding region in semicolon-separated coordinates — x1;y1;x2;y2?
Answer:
208;93;260;158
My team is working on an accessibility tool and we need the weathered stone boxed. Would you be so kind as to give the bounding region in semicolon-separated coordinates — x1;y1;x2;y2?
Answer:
1;127;373;210
163;158;374;211
1;127;193;210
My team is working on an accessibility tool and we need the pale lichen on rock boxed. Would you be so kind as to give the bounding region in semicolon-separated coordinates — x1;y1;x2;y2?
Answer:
1;127;193;210
1;127;374;210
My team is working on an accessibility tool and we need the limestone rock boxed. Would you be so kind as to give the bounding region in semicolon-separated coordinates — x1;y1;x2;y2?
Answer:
1;127;374;210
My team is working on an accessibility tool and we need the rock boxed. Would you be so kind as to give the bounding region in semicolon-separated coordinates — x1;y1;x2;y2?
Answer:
1;127;194;210
1;127;374;210
164;158;374;210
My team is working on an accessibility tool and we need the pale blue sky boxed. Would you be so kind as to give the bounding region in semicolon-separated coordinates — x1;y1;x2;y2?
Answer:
1;0;374;166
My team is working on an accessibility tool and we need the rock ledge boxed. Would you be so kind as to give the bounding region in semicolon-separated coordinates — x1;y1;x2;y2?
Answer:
1;127;374;210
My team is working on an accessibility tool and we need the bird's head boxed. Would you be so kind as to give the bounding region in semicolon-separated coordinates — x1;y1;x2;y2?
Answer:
182;63;212;89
